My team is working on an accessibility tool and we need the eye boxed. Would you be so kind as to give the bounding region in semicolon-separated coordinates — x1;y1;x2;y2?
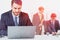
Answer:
18;8;21;9
14;7;17;9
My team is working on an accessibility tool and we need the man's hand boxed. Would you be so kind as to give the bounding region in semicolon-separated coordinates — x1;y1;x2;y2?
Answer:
52;32;56;35
39;24;42;27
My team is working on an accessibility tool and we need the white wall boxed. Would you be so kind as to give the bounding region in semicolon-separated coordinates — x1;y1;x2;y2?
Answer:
0;0;60;22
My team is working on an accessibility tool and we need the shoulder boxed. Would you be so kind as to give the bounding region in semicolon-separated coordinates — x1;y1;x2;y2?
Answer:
47;20;51;24
33;13;38;17
55;20;59;23
21;12;28;17
1;10;11;17
20;12;31;21
34;13;38;16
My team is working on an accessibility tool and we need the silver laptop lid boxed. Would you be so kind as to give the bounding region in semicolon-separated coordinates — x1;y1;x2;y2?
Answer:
8;26;36;39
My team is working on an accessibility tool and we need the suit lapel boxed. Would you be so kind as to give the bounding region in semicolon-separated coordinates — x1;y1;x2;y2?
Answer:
9;10;15;26
18;12;22;26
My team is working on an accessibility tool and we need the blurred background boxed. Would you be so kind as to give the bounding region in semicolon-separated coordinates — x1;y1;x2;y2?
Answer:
0;0;60;22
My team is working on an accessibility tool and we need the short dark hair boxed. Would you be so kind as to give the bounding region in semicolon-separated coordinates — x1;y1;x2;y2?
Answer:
38;6;44;11
51;13;56;18
11;0;22;5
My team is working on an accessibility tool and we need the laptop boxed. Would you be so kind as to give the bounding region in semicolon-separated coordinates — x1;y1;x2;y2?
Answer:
8;26;36;39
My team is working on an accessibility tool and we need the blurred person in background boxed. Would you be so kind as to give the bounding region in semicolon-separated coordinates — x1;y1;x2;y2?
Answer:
32;6;45;35
47;13;60;35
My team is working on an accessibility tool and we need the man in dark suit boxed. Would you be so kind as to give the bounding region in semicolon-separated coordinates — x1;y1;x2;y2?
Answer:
47;13;60;35
0;0;32;36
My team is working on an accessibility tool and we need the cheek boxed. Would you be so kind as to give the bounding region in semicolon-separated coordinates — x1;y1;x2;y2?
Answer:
12;9;16;12
18;9;21;12
41;10;44;12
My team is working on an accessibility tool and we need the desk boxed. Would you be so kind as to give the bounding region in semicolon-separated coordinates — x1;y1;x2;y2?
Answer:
0;35;60;40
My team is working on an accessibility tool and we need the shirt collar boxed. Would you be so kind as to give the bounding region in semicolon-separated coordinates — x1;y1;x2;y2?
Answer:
12;12;19;18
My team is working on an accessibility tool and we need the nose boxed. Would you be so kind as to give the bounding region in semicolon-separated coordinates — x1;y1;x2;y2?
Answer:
16;9;19;12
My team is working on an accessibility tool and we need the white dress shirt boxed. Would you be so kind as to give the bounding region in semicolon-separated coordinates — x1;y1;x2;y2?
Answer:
12;13;19;25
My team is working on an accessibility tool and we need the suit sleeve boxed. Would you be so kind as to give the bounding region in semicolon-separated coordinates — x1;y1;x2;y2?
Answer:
0;14;7;30
32;15;36;26
0;14;7;36
26;14;33;26
55;20;60;32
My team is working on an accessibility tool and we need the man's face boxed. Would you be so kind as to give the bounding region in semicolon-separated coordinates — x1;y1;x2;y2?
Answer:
11;3;22;16
51;17;56;20
39;9;44;13
38;7;44;14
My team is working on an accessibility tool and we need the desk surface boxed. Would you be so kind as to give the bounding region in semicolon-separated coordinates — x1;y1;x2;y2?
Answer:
0;35;60;40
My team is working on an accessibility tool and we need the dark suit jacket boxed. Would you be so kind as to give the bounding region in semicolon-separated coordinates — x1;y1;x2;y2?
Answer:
47;20;60;34
0;10;32;36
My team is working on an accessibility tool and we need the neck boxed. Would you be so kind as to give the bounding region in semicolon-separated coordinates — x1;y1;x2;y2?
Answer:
12;12;19;17
51;19;55;21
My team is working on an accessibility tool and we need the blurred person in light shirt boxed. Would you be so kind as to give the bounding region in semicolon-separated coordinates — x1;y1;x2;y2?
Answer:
32;6;46;35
